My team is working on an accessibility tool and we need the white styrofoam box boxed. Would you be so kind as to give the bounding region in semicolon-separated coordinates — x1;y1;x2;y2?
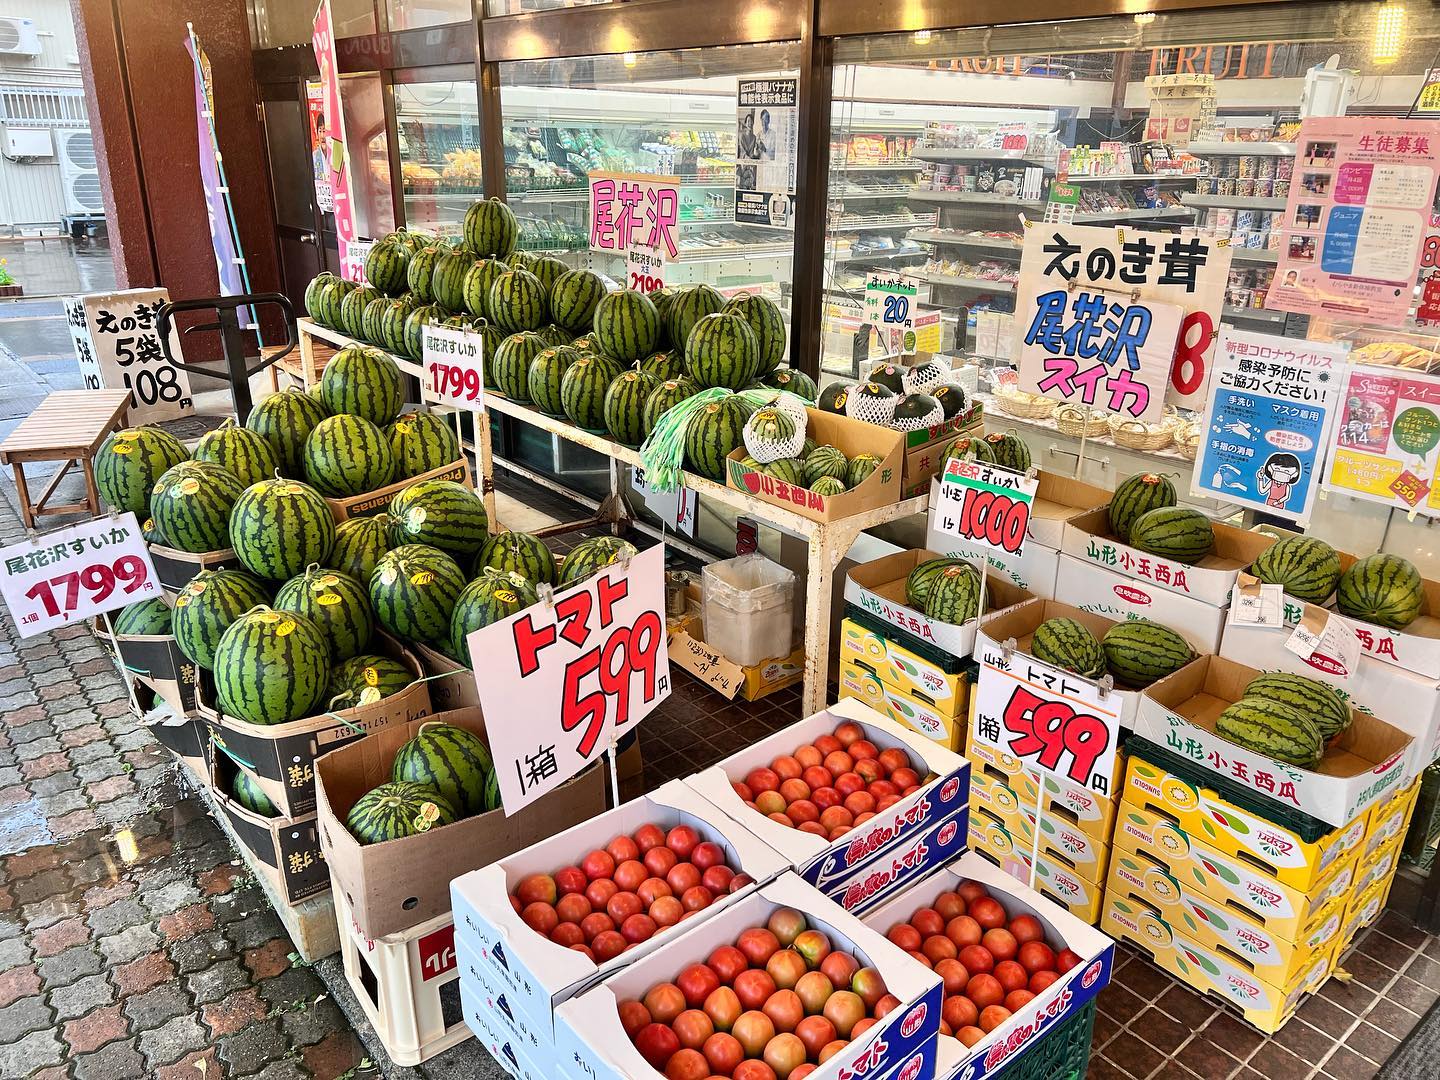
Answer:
860;851;1116;1080
1054;554;1227;654
822;794;970;914
461;981;551;1080
927;478;1060;599
449;779;790;1041
553;872;943;1080
457;935;555;1068
685;698;971;899
1061;508;1248;607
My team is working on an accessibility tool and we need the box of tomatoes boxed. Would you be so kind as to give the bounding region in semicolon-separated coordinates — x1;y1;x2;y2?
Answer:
554;871;943;1080
449;779;791;1047
859;851;1114;1080
686;699;971;908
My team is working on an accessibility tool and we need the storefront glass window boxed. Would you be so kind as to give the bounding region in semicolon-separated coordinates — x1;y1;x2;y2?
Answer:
387;0;474;30
395;71;482;236
342;73;398;239
248;0;376;48
486;0;612;16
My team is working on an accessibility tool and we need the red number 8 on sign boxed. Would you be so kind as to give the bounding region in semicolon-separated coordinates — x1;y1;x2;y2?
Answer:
1170;309;1213;398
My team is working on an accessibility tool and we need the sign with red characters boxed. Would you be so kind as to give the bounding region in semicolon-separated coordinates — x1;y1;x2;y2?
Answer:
934;460;1038;557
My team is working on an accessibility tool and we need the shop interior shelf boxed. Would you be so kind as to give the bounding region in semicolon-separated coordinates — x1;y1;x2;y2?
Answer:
908;230;1023;253
1223;304;1287;324
1065;173;1197;183
833;161;922;171
831;217;937;232
908;190;1045;208
1068;206;1194;223
1186;141;1296;157
920;272;1016;293
1228;247;1279;264
912;147;1056;169
1181;193;1290;212
831;248;928;264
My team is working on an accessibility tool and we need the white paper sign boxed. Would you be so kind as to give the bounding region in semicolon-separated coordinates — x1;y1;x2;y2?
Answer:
1286;607;1360;679
1230;581;1284;626
421;324;486;411
64;290;194;425
468;543;671;814
0;513;161;638
631;468;697;537
625;246;666;295
342;238;373;286
933;460;1038;558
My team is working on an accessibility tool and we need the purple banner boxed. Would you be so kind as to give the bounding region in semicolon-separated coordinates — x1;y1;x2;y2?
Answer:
185;34;245;300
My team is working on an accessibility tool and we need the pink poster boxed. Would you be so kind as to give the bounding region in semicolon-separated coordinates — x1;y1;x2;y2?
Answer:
312;0;361;281
1266;117;1440;327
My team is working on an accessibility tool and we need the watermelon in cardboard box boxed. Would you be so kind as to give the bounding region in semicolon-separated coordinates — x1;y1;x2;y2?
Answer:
1061;507;1250;607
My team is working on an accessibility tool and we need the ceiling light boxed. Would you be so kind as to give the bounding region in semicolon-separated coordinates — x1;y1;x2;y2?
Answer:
1373;3;1405;64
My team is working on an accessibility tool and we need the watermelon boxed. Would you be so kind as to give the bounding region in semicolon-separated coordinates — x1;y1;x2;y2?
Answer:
149;461;246;553
508;250;534;272
551;269;608;334
1249;535;1341;605
489;269;548;334
229;478;336;581
364;241;410;296
559;536;638;587
686;312;759;391
848;453;882;489
431;251;476;314
1337;554;1424;630
347;780;458;845
388;478;488;558
1032;618;1106;678
603;369;660;446
475;531;556;586
369;544;467;647
593;290;661;363
231;771;279;817
817;383;851;414
932;384;967;419
328;515;392;585
313;278;354;330
378;296;417;356
985;432;1031;473
141;517;165;545
561;353;624;432
320;345;405;426
402;304;444;361
1216;697;1323;768
340;285;382;340
904;558;969;610
303;414;395;498
941;435;993;465
530;256;570;298
644;377;700;436
744;408;799;457
723;293;786;376
450;569;539;660
868;363;907;394
537;323;571;348
212;607;331;725
667;284;725;351
274;567;373;661
637;351;682;383
96;427;190;515
1243;673;1351;741
1129;506;1214;565
471;319;507;386
328;653;416;710
406;244;445;304
194;420;281;488
1101;620;1194;689
810;476;846;496
463;197;519;259
1109;473;1178;542
892;393;943;432
925;564;980;623
684;395;754;481
527;345;581;416
491;331;549;402
386;411;460;481
113;597;172;637
304;273;337;323
763;457;807;487
173;569;271;670
571;334;593;353
360;295;392;346
804;446;848;486
461;258;509;320
763;368;818;402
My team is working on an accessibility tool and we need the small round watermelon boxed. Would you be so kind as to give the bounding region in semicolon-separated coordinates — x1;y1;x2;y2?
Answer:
559;536;638;587
368;544;468;648
387;479;488;560
320;345;405;427
386;411;462;481
475;531;556;586
113;597;173;637
274;567;374;661
230;478;336;581
231;771;279;817
246;390;329;477
149;461;246;554
392;722;498;816
193;420;280;488
328;515;393;586
450;569;539;661
347;780;458;845
173;569;272;670
96;427;190;515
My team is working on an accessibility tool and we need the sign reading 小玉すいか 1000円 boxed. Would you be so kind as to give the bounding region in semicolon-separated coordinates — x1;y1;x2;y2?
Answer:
1012;222;1233;419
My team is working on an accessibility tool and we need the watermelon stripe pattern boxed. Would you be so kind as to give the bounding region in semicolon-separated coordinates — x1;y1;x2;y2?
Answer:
450;570;539;661
686;312;759;391
303;415;395;498
644;377;700;436
1031;618;1106;678
925;565;979;623
313;278;353;329
96;427;190;515
340;286;382;340
365;242;410;296
274;568;374;662
461;259;507;321
1128;506;1214;566
388;479;488;558
684;395;753;482
604;370;659;447
193;422;280;489
491;332;548;403
1337;554;1424;629
320;346;405;427
1109;473;1177;542
432;251;476;315
231;771;279;817
463;198;519;259
393;722;498;815
559;536;637;587
347;781;458;845
246;390;329;477
550;269;607;333
328;653;415;711
369;544;468;647
173;569;272;670
593;290;660;363
1217;698;1323;768
402;304;443;361
407;245;444;304
489;270;548;334
1243;673;1350;741
327;515;392;585
387;412;461;480
149;461;246;553
561;354;623;432
723;293;786;376
304;274;336;323
230;479;336;581
1250;536;1341;604
1101;620;1194;688
114;597;172;636
475;531;556;585
666;284;725;351
213;608;332;726
527;345;580;417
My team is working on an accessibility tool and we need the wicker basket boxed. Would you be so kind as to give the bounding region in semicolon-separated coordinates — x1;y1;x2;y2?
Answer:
1108;407;1180;451
1173;421;1203;460
993;388;1056;420
1053;403;1110;438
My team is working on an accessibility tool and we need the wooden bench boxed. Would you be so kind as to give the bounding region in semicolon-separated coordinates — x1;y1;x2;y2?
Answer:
0;389;133;529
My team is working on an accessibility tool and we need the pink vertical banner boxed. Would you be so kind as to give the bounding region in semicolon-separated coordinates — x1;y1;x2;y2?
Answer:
312;0;361;281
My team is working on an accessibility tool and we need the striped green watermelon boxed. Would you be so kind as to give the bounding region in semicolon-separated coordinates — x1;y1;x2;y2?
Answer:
406;244;445;304
1337;554;1424;630
1102;620;1194;688
386;411;461;480
667;284;725;351
141;516;164;545
527;345;581;416
763;368;818;401
763;457;807;486
389;228;431;252
347;780;458;844
113;597;173;636
461;258;508;321
686;312;759;391
551;269;607;333
817;383;850;414
231;770;279;817
303;414;395;498
274;567;373;661
320;345;404;426
941;435;993;466
314;278;354;330
212;607;331;725
194;419;280;488
559;536;638;587
328;653;415;710
684;394;753;481
537;323;571;348
1217;697;1323;768
432;251;476;314
1109;472;1178;542
644;376;700;436
640;351;685;383
561;354;624;431
450;569;539;660
507;250;535;272
304;273;338;323
848;453;882;489
723;293;786;376
593;290;660;363
340;285;382;340
369;544;467;647
466;318;506;387
1032;618;1106;678
1243;673;1351;741
1250;536;1341;605
393;721;498;816
150;461;245;553
904;558;969;610
96;427;190;515
925;564;980;623
530;256;569;298
648;287;677;347
328;515;392;585
811;476;846;496
230;478;336;581
475;531;556;586
364;241;410;296
173;569;271;670
402;303;444;361
489;269;548;334
603;369;660;446
985;432;1031;473
804;445;849;486
360;295;392;346
388;479;488;558
491;331;549;402
570;335;593;353
463;197;519;259
1129;506;1214;566
378;297;417;356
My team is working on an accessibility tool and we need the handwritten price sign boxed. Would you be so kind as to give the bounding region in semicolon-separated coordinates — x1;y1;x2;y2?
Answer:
422;324;485;410
627;247;666;294
467;542;671;814
935;460;1037;557
0;513;160;638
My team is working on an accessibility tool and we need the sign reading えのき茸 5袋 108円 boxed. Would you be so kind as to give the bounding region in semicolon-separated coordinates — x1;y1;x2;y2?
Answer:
465;543;671;815
65;290;194;426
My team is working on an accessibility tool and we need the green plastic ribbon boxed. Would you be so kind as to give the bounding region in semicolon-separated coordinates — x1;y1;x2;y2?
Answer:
637;387;812;493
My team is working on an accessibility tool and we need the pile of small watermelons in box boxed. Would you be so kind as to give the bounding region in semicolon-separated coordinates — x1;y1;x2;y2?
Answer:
815;360;973;435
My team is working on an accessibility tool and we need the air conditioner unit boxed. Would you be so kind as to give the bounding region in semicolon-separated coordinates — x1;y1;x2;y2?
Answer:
0;17;41;57
57;129;103;216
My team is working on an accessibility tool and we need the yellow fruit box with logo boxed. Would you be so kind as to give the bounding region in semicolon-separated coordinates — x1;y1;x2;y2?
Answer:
966;739;1120;845
967;819;1106;925
838;617;971;718
1353;833;1404;900
1363;774;1421;858
969;791;1112;888
1122;757;1368;892
838;659;965;751
1338;873;1395;954
1111;800;1357;944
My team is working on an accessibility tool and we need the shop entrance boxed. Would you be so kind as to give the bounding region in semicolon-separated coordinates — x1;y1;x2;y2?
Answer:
259;79;333;310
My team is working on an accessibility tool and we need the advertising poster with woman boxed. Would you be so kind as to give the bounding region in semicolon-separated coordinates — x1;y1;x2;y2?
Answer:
1325;365;1440;517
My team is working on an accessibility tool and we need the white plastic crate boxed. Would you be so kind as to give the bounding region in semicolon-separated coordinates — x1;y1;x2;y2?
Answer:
334;879;471;1066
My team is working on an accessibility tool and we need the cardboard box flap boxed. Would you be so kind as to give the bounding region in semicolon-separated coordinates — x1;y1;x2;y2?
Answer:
1029;472;1112;547
1062;508;1250;606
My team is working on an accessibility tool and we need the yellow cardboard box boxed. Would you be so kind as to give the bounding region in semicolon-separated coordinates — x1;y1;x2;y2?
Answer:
837;660;965;751
1339;874;1394;952
839;618;969;717
967;822;1105;925
966;740;1120;845
1353;834;1403;900
1364;775;1421;858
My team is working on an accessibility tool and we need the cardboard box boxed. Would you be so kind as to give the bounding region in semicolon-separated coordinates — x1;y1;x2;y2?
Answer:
1365;775;1421;858
965;741;1119;846
968;805;1109;893
726;408;904;523
1353;834;1403;898
1054;554;1228;655
211;752;327;904
146;713;211;782
838;660;967;752
685;698;971;902
460;964;555;1080
315;707;608;939
1135;655;1414;828
150;543;244;593
553;873;943;1080
899;410;984;499
839;617;970;714
327;458;471;523
966;823;1106;925
1340;874;1392;946
1020;472;1113;550
458;935;553;1069
92;614;201;716
926;478;1061;599
1061;509;1252;607
449;780;790;1042
858;851;1116;1080
821;798;971;914
410;641;479;712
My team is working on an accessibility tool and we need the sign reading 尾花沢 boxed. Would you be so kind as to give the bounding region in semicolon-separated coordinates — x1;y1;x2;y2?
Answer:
1191;328;1344;525
1266;117;1440;328
934;460;1038;558
421;324;485;412
65;290;194;425
467;543;671;815
0;514;160;638
588;172;680;263
1012;222;1231;414
735;78;799;230
1323;365;1440;518
864;272;918;357
312;0;361;281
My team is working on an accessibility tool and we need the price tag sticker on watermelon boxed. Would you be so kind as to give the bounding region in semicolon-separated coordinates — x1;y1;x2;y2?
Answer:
1285;605;1359;678
422;324;486;411
933;460;1037;557
0;513;160;638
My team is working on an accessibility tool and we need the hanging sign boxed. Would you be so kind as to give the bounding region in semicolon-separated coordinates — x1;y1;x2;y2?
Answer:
65;290;194;425
306;80;332;212
1266;117;1440;328
421;324;485;411
1324;365;1440;517
630;468;697;537
468;543;671;815
934;460;1038;558
588;172;680;262
0;514;160;639
735;78;799;229
312;0;362;280
185;32;249;312
1191;328;1344;525
864;272;918;357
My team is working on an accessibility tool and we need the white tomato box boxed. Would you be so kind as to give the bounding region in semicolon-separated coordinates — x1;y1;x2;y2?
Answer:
449;779;790;1041
859;851;1116;1080
686;698;971;903
553;873;943;1080
1053;554;1228;654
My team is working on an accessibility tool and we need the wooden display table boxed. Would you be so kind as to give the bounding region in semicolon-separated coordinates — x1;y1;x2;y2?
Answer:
0;389;132;528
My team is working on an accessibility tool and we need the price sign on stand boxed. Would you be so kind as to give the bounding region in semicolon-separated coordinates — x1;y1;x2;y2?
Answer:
631;468;697;537
468;543;672;814
0;514;160;638
934;460;1037;557
341;239;373;285
422;324;485;411
865;272;917;357
626;246;667;294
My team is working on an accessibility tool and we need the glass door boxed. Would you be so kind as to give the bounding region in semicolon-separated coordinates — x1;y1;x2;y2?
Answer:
259;81;329;309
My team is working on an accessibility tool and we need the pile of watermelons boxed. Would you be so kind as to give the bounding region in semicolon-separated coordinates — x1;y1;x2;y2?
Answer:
814;360;971;435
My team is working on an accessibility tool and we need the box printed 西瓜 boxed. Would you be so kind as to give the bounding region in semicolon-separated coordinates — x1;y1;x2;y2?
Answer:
837;659;966;752
1061;507;1252;607
1054;553;1228;655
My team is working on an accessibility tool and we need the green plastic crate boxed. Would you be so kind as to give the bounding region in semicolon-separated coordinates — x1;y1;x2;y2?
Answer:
991;999;1098;1080
1402;763;1440;865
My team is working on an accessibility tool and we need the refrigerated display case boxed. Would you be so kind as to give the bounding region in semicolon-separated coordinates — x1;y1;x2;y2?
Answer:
394;69;482;236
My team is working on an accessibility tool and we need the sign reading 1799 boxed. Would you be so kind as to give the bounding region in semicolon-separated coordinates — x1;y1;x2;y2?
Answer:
422;324;485;410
